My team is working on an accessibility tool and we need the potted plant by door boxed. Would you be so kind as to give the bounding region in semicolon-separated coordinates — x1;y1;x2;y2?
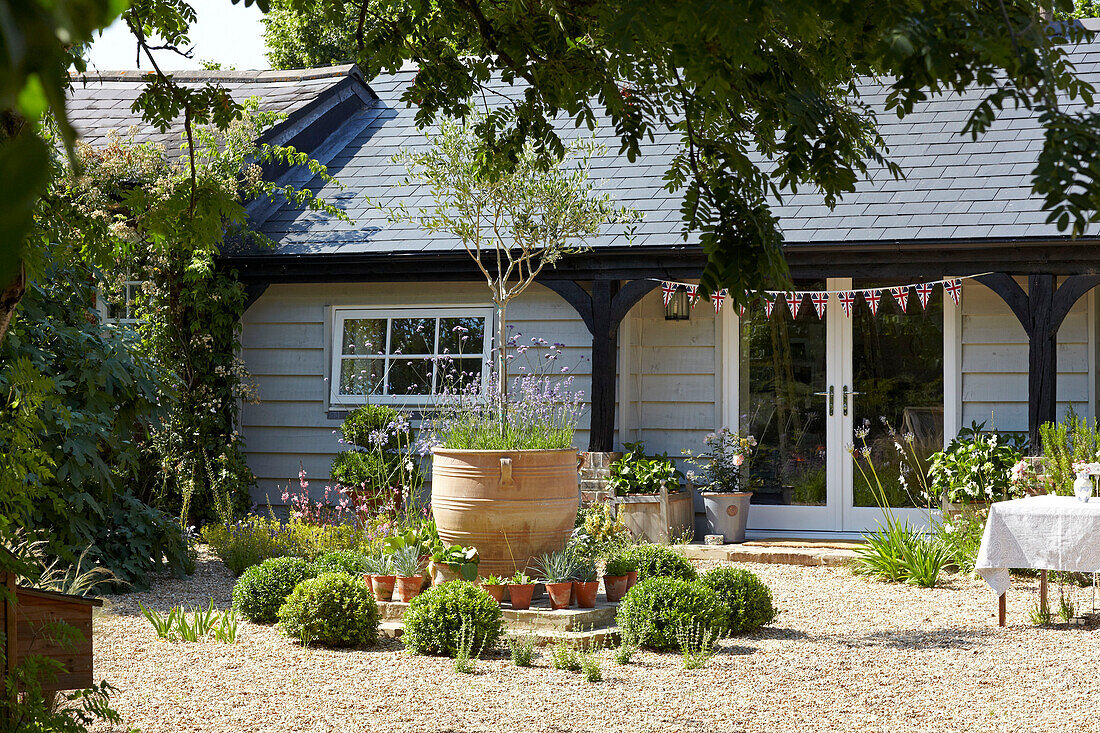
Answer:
684;429;757;543
390;547;424;603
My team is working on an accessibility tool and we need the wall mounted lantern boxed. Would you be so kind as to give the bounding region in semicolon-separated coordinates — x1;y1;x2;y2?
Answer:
664;285;691;321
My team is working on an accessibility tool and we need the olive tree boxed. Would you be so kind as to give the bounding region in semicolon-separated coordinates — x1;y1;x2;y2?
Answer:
387;113;637;404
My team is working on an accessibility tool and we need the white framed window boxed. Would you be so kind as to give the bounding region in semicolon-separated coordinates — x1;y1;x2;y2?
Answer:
102;281;144;325
330;307;493;405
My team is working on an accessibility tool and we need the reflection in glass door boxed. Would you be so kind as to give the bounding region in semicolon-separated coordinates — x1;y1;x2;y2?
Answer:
740;280;842;532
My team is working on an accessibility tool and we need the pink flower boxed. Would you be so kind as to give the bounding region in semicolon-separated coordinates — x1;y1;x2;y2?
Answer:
733;454;744;467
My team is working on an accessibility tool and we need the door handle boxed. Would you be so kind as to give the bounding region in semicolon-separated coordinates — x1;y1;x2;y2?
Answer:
843;385;862;416
813;385;834;416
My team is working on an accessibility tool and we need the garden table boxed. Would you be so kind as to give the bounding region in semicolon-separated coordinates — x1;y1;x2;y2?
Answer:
975;495;1100;626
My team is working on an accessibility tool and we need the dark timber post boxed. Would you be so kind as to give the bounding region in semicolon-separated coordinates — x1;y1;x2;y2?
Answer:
541;278;660;452
1027;274;1057;444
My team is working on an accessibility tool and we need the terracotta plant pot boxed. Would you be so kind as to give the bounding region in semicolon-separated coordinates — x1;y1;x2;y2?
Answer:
603;575;628;603
480;584;505;603
574;580;599;609
428;561;462;586
546;581;573;610
393;575;424;603
508;583;535;610
626;570;638;589
569;582;576;606
370;574;396;602
431;448;580;578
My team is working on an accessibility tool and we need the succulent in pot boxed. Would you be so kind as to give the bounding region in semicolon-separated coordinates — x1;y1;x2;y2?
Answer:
479;573;507;603
390;547;424;602
507;571;536;610
365;553;396;602
534;550;577;610
572;559;599;608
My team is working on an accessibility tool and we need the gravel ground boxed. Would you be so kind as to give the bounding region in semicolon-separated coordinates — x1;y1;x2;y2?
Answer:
90;549;1100;733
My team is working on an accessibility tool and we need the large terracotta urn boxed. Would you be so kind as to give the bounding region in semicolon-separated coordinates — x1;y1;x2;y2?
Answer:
431;448;579;578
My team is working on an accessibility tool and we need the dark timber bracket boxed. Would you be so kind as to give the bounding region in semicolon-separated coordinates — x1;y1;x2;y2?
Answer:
242;281;270;312
975;273;1100;448
541;278;659;452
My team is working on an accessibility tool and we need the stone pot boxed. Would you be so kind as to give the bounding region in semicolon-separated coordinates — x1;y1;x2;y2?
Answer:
603;575;628;603
369;574;395;602
508;583;535;610
545;581;573;610
701;492;752;543
574;581;599;608
393;575;424;603
431;448;580;578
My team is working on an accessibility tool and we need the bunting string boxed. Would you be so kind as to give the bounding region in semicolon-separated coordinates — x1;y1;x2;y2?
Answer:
652;273;986;320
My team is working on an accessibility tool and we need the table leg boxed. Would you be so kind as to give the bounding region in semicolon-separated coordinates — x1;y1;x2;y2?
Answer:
1040;570;1048;613
999;592;1006;627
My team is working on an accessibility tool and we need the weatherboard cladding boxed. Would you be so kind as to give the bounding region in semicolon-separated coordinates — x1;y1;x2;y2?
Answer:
66;41;1100;253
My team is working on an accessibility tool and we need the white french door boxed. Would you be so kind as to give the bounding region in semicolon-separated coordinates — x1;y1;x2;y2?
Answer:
734;278;948;535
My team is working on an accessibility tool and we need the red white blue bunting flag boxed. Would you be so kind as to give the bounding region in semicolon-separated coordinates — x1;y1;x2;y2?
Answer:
713;289;726;314
661;281;678;307
685;284;698;308
863;289;881;316
737;301;746;317
944;278;962;306
763;295;775;319
811;292;828;319
838;291;856;317
891;286;909;312
786;291;801;319
916;282;935;310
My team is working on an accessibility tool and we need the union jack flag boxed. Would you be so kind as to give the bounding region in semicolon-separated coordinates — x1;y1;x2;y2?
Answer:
810;292;829;319
685;284;698;308
786;291;801;319
712;288;726;314
838;291;856;317
661;281;678;307
863;289;881;316
737;301;746;317
763;296;775;319
890;286;909;312
944;279;962;306
916;282;935;310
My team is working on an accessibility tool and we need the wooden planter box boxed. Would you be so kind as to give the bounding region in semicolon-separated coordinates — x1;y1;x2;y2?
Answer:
3;569;103;692
612;485;694;544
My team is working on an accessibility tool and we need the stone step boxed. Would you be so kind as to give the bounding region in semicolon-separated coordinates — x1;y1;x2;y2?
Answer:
674;542;858;567
377;598;618;631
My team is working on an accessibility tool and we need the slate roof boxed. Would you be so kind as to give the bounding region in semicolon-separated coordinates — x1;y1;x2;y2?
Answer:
66;65;367;151
66;33;1100;256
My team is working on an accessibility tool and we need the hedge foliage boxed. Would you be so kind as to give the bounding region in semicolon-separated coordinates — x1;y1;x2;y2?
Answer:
232;556;316;624
621;545;697;582
700;566;777;634
615;577;728;651
402;581;504;657
278;572;380;647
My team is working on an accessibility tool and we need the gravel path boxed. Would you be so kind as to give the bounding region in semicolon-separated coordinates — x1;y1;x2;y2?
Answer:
90;549;1100;733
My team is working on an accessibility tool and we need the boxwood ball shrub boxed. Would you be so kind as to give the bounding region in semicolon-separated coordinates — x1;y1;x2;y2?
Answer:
232;556;317;624
616;577;728;651
622;545;697;582
701;566;777;634
278;572;380;648
402;581;504;657
313;550;369;576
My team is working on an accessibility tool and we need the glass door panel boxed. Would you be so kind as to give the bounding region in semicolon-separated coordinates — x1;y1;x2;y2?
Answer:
741;282;834;527
844;280;944;530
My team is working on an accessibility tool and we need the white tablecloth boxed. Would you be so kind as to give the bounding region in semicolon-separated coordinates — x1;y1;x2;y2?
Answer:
975;494;1100;596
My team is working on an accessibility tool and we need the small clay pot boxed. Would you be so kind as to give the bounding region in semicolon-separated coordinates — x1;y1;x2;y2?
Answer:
574;580;599;608
393;575;424;603
603;574;628;603
370;574;396;602
508;583;535;610
481;583;505;603
626;570;639;589
546;581;573;610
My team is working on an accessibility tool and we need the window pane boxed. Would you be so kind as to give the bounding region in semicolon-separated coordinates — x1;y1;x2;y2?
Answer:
388;358;432;396
437;357;483;393
342;319;386;356
390;318;433;355
339;359;384;395
439;317;485;355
